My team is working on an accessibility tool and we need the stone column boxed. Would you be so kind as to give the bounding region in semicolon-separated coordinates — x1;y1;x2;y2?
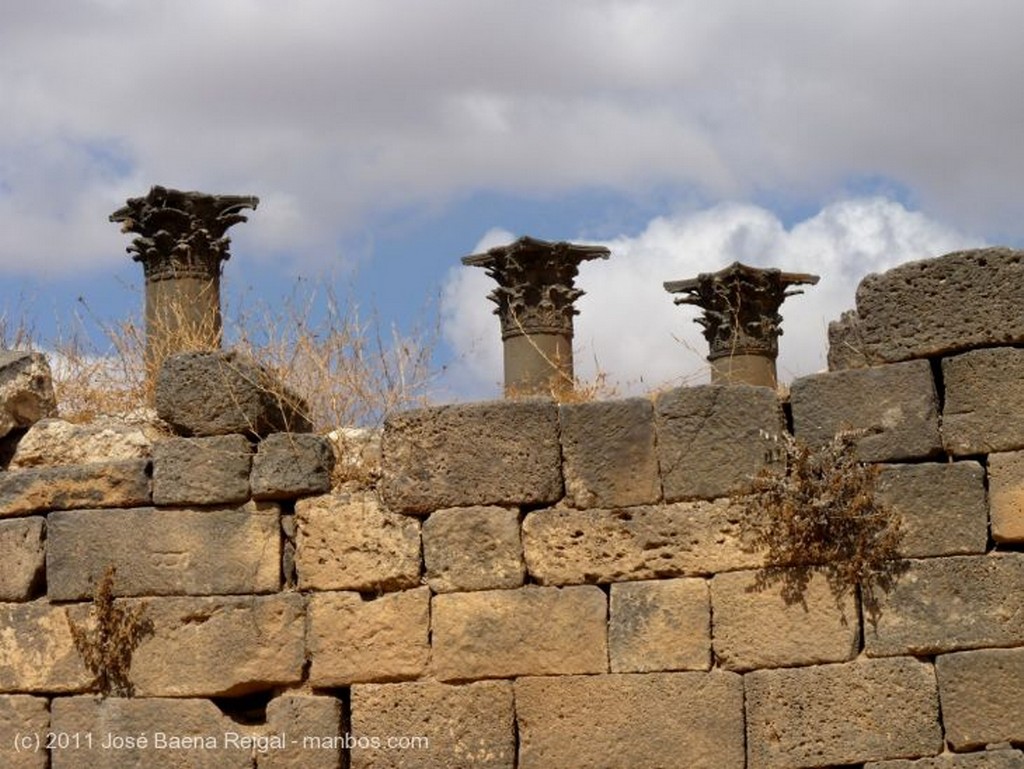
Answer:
462;236;609;398
110;186;258;377
664;262;818;388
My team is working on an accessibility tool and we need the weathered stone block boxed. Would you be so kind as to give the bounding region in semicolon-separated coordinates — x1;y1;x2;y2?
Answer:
261;695;343;769
711;569;858;672
655;385;784;501
49;697;252;768
251;433;335;500
866;554;1024;656
876;461;988;557
790;360;942;462
381;400;562;514
422;506;524;593
745;657;942;769
943;348;1024;454
129;594;305;697
0;460;151;517
431;586;607;681
0;517;44;601
350;681;514;769
559;398;660;507
152;435;252;506
827;308;872;370
308;588;430;686
0;696;48;769
0;601;92;692
842;247;1024;365
47;504;280;600
609;578;709;673
156;351;312;438
866;752;1024;769
295;492;420;592
10;416;156;468
515;672;744;769
988;451;1024;543
0;351;56;440
522;500;760;585
937;647;1024;751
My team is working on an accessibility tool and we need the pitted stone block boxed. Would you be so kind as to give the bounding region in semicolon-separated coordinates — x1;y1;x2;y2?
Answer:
937;647;1024;752
251;433;335;499
423;506;524;592
152;434;252;506
943;347;1024;455
790;360;941;462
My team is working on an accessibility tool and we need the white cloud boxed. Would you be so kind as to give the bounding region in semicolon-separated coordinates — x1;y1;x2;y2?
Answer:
441;198;982;397
0;1;1022;276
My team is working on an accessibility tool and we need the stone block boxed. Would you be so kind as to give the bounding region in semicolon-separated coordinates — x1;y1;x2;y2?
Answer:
943;348;1024;454
609;578;709;673
10;416;156;468
866;752;1024;769
876;461;988;557
866;554;1024;656
745;657;942;769
790;360;942;462
711;569;859;672
827;308;872;370
261;695;343;769
559;398;660;507
0;696;48;769
0;601;92;692
515;672;744;769
0;351;56;440
381;400;562;514
0;460;151;517
350;681;514;769
47;504;280;600
251;433;335;500
655;385;784;501
152;435;252;506
295;492;420;592
843;247;1024;364
422;506;524;592
308;588;430;686
156;351;312;438
49;696;252;769
937;647;1024;751
522;500;760;585
431;586;607;681
0;517;44;601
129;594;305;697
988;451;1024;543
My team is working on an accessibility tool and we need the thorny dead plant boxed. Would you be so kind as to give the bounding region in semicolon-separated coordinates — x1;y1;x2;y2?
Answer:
66;566;153;698
744;429;907;625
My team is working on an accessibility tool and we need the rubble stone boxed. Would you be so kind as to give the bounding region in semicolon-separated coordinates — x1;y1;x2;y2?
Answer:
0;351;56;440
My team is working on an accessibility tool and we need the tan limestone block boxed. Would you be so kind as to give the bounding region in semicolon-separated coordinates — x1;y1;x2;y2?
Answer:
295;492;420;592
522;500;761;585
711;568;859;672
308;588;430;686
261;695;343;769
431;586;606;681
0;517;44;601
988;451;1024;543
422;506;524;593
609;578;710;673
937;647;1024;751
350;680;514;769
0;460;151;517
0;601;92;693
129;594;306;697
0;695;48;769
745;657;941;769
515;672;744;769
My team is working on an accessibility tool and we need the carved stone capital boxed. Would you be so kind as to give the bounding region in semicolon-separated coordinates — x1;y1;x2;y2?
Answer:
665;262;819;360
110;186;259;282
462;236;610;340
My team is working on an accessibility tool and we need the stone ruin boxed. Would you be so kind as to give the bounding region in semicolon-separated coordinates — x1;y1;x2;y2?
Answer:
0;190;1022;768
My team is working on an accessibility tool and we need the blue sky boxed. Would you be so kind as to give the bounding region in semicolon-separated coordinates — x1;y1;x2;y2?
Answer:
3;1;1021;401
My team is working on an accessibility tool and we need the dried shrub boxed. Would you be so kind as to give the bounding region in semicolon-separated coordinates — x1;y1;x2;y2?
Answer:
66;565;153;697
745;429;906;623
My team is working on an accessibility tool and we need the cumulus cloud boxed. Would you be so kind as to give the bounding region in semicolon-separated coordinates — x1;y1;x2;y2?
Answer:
441;198;982;397
0;1;1021;275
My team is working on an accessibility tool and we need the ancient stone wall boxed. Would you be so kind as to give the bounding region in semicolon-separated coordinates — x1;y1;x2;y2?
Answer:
1;249;1023;768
